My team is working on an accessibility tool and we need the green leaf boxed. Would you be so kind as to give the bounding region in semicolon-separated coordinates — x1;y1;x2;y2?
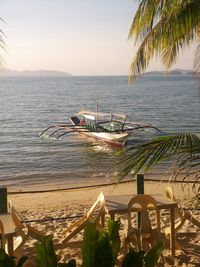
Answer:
0;248;17;267
94;234;113;267
122;249;145;267
106;219;121;264
82;221;99;267
17;256;28;267
117;132;200;182
58;259;76;267
35;235;57;267
144;242;165;267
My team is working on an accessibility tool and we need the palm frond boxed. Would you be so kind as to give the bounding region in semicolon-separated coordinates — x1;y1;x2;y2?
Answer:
117;132;200;182
129;0;200;80
129;0;164;42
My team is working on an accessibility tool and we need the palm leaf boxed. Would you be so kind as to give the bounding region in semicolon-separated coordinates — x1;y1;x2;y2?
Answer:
128;0;200;80
117;132;200;182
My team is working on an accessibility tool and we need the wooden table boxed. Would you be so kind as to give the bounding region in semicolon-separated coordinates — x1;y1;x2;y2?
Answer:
105;194;177;257
0;213;16;256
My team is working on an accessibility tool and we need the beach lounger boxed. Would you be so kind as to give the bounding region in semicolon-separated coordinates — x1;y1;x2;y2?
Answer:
60;191;105;246
165;186;200;230
1;201;44;255
125;194;163;252
162;186;200;250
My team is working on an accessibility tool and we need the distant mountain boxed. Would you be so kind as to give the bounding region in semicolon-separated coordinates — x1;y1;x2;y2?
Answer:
0;69;72;77
145;69;194;76
169;69;194;75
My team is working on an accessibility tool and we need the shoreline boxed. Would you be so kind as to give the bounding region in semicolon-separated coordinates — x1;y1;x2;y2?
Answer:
4;172;199;194
8;179;195;213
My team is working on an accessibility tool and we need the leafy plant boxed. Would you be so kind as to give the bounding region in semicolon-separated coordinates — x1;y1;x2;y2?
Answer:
122;242;165;267
35;235;57;267
0;249;27;267
82;220;163;267
35;235;76;267
0;219;164;267
106;218;121;264
82;221;99;267
82;219;121;267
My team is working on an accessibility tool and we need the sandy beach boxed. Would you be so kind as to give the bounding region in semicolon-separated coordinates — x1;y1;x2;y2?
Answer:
6;179;200;267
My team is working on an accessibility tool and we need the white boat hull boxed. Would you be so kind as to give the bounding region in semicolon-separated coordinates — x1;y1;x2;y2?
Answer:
89;131;128;141
75;127;128;147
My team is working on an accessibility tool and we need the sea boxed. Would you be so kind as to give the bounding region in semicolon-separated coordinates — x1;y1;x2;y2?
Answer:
0;75;200;189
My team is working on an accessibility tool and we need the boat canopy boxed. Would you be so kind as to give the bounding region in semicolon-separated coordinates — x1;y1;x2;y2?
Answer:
76;109;161;132
77;110;127;120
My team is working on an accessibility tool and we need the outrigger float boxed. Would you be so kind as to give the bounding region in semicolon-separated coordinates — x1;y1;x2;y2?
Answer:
39;110;161;148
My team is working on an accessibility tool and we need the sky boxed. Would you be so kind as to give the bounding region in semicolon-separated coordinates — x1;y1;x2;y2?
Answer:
0;0;195;75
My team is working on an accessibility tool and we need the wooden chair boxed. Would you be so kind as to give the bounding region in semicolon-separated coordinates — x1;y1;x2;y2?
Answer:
6;201;44;255
60;191;105;246
126;194;162;252
0;219;6;249
165;186;200;234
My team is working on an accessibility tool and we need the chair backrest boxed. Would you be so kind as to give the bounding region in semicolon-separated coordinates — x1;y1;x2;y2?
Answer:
61;192;105;244
8;201;26;233
128;194;159;233
165;186;176;202
87;191;105;224
165;186;185;221
0;219;5;249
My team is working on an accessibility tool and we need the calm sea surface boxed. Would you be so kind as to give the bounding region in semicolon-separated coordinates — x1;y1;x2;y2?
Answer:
0;75;200;188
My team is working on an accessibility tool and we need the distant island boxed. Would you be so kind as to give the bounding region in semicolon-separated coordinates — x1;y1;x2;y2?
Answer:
144;69;194;76
0;69;72;77
0;68;194;77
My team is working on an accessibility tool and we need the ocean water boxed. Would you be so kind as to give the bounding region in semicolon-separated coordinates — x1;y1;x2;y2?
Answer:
0;75;200;188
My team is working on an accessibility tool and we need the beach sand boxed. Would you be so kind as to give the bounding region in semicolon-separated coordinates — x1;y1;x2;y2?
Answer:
7;180;200;266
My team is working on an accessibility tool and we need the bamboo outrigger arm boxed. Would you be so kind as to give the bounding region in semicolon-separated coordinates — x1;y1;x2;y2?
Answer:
39;124;68;136
124;125;162;133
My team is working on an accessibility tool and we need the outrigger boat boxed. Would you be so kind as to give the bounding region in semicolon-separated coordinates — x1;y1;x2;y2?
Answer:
40;110;161;148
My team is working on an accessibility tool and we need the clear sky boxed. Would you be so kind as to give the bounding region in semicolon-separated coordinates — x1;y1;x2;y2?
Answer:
0;0;195;75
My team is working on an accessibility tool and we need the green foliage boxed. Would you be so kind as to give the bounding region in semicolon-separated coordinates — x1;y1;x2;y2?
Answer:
144;242;165;267
58;259;76;267
93;234;113;267
82;219;121;267
35;235;57;267
106;219;121;264
122;242;164;267
0;249;27;267
82;221;99;267
118;132;200;182
35;235;76;267
0;220;163;267
122;250;145;267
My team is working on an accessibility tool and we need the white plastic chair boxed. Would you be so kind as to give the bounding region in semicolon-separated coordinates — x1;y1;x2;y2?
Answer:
126;194;163;252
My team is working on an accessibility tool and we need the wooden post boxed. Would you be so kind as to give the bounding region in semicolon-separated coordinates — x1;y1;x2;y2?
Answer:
0;188;7;213
136;174;144;229
137;174;144;194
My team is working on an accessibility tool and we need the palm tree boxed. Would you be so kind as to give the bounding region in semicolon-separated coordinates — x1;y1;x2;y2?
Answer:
118;1;200;194
128;0;200;81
